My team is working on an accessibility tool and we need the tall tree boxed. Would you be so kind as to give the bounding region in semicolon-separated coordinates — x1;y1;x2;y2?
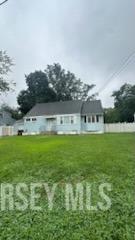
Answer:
112;83;135;122
17;71;56;114
18;64;95;114
45;63;95;101
0;51;14;93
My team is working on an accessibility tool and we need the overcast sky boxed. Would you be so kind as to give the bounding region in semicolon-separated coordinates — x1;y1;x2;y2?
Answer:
0;0;135;108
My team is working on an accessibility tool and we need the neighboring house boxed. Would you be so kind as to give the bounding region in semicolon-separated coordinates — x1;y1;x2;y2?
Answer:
0;110;15;126
22;100;104;134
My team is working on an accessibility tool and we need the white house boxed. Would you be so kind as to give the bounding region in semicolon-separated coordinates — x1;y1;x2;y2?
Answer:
20;100;104;135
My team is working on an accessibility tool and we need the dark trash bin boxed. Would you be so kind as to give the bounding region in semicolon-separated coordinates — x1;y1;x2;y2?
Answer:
18;130;24;136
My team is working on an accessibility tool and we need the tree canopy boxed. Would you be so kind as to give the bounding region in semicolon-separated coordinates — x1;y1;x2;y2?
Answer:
17;63;95;114
112;83;135;122
105;83;135;123
104;108;120;123
45;63;95;101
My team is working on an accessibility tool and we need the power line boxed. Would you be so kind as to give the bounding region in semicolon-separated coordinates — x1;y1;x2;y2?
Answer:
0;0;8;6
98;51;135;94
99;51;135;93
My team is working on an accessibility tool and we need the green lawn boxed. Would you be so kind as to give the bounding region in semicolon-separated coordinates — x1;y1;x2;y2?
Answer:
0;134;134;239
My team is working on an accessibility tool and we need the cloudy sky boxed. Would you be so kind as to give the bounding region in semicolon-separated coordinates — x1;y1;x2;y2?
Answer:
0;0;135;107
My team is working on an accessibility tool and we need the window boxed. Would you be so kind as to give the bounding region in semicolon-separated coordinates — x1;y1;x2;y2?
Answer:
60;117;63;124
71;116;74;124
64;116;70;124
32;118;37;122
60;116;75;124
88;116;91;123
96;115;99;122
84;116;87;123
92;116;95;123
26;118;31;122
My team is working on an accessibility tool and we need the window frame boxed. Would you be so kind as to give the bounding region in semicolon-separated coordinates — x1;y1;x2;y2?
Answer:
96;115;99;123
71;116;74;124
60;116;63;124
88;116;91;123
92;116;95;123
32;118;37;122
64;116;70;124
84;116;87;123
25;118;31;122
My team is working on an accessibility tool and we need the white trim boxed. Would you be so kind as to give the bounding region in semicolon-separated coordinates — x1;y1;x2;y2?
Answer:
24;113;81;119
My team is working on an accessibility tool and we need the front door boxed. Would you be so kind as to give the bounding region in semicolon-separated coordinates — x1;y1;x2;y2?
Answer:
46;119;56;131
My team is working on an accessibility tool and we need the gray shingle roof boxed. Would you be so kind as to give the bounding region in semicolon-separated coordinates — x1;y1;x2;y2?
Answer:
25;100;83;117
82;100;103;115
25;100;103;117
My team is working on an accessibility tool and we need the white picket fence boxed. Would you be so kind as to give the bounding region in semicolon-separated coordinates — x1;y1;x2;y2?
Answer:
0;126;14;136
104;123;135;133
0;123;135;136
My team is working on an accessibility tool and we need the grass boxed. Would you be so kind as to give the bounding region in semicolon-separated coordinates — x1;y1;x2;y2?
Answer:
0;133;134;239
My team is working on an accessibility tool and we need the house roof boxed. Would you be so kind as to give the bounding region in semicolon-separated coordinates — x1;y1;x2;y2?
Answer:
14;119;24;125
25;100;83;117
82;100;103;115
0;110;15;126
25;100;103;117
